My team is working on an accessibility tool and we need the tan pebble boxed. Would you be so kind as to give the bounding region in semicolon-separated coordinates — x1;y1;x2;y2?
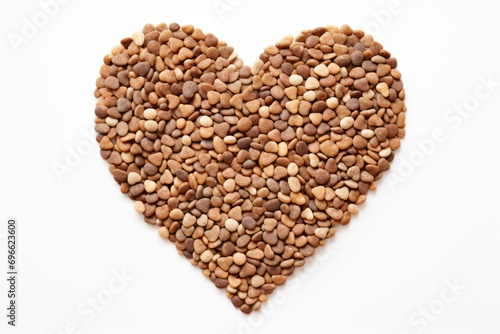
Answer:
247;249;264;260
303;91;316;101
328;63;341;74
169;208;184;220
148;152;163;166
251;59;264;75
233;253;246;265
379;147;392;158
131;32;145;46
158;226;169;239
326;97;339;109
200;127;214;138
314;228;329;239
335;186;349;200
287;163;298;176
143;108;157;120
376;82;389;97
134;201;145;213
217;257;233;271
127;172;141;185
251;275;265;288
200;115;213;127
225;218;239;232
288;177;301;193
311;186;326;200
289;74;303;86
361;129;374;138
348;203;359;214
106;117;118;127
144;180;156;193
314;64;329;77
305;77;319;90
223;179;236;192
200;250;213;263
340;116;354;129
144;120;158;132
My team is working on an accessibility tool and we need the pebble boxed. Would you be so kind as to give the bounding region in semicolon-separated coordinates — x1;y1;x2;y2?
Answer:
340;116;354;129
143;108;157;120
200;115;213;127
94;23;406;314
289;74;303;86
225;218;239;232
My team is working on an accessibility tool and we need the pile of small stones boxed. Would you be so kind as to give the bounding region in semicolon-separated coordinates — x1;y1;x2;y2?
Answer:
94;22;406;313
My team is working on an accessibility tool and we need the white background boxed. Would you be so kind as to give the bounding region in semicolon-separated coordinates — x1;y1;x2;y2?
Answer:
1;0;500;333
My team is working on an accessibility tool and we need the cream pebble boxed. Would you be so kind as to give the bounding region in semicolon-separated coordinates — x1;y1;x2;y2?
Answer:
127;172;141;185
144;180;156;193
361;129;374;138
379;147;392;158
304;77;320;90
144;108;157;120
303;90;316;101
287;163;298;176
335;186;349;200
225;218;239;232
376;82;389;97
158;226;170;239
200;115;213;127
326;97;339;109
314;64;329;77
289;74;303;86
200;250;214;262
233;253;246;265
145;120;158;132
314;228;329;239
134;201;145;213
348;204;359;214
340;116;354;129
131;31;145;46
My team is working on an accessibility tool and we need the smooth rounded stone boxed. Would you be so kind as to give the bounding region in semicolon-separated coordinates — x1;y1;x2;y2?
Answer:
117;98;132;112
335;186;349;200
361;129;374;138
340;116;354;129
247;249;264;260
170;208;184;220
131;31;145;46
251;275;265;288
237;118;253;132
233;253;246;266
241;216;256;230
314;228;329;239
127;172;141;185
134;201;145;213
182;81;198;99
313;64;329;77
225;218;239;232
289;74;303;86
158;226;169;238
200;250;214;263
304;77;320;90
133;62;150;77
144;180;156;193
196;198;210;213
200;115;213;127
144;108;157;120
105;76;120;90
315;169;330;185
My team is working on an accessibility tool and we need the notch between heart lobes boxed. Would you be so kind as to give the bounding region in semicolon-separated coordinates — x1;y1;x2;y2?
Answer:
94;22;406;314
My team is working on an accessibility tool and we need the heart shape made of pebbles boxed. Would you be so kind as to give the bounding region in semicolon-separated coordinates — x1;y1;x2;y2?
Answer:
94;22;406;314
